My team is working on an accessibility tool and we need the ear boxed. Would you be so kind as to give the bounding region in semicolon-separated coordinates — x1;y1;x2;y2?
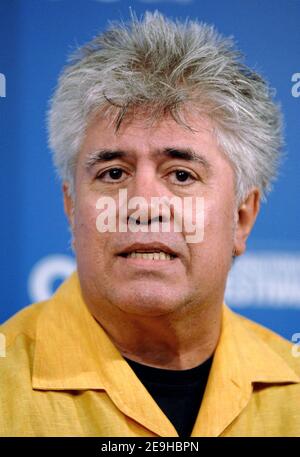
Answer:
233;188;260;257
63;182;75;233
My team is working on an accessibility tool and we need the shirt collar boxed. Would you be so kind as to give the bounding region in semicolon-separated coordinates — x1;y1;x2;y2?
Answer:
32;271;299;436
32;271;178;435
191;304;300;436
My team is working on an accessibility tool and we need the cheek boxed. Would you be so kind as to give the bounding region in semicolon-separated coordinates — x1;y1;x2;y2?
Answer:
206;201;234;234
188;204;234;286
195;197;235;258
74;196;105;252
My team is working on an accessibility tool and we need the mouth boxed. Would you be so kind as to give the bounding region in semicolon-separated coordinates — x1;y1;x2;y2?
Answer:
117;242;179;262
119;251;176;261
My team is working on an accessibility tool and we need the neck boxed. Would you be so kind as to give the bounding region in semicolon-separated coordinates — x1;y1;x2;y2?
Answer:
87;296;222;370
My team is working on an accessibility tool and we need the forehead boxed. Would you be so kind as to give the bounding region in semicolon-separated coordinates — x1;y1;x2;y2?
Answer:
78;108;227;167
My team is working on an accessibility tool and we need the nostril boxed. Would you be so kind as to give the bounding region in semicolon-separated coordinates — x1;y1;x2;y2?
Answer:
149;215;164;224
127;213;166;226
128;215;141;225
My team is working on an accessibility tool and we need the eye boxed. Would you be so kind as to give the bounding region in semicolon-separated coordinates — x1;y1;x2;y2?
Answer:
96;167;128;183
168;169;197;185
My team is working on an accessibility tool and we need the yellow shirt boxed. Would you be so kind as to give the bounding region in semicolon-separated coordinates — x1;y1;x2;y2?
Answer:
0;271;299;437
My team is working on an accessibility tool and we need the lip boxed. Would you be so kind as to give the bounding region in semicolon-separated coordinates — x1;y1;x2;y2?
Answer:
117;242;179;258
117;254;180;269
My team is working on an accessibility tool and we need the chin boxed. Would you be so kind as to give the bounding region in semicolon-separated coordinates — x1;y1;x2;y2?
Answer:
111;289;182;317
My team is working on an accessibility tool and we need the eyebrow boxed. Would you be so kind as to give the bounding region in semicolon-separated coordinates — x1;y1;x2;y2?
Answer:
159;148;211;170
84;147;211;172
85;149;127;170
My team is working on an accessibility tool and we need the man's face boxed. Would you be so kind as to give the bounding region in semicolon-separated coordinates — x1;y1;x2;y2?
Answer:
66;110;239;317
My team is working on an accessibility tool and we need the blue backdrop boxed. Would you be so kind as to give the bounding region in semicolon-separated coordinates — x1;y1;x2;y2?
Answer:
1;0;299;340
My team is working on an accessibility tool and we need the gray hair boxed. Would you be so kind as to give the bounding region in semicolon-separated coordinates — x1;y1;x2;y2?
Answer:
48;11;283;204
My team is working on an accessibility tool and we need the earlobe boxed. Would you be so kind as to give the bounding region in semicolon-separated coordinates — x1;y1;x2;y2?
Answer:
233;188;260;257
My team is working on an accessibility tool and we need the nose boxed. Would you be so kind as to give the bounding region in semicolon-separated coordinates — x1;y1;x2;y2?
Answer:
120;164;174;229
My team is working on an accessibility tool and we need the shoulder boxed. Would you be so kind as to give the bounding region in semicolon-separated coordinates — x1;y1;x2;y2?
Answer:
0;302;47;381
0;301;46;352
231;309;300;377
0;301;50;435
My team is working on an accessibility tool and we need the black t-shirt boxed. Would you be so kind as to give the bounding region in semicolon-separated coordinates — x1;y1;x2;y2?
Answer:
124;355;213;437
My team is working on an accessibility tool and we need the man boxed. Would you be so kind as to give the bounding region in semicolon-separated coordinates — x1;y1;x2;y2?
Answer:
0;11;299;437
